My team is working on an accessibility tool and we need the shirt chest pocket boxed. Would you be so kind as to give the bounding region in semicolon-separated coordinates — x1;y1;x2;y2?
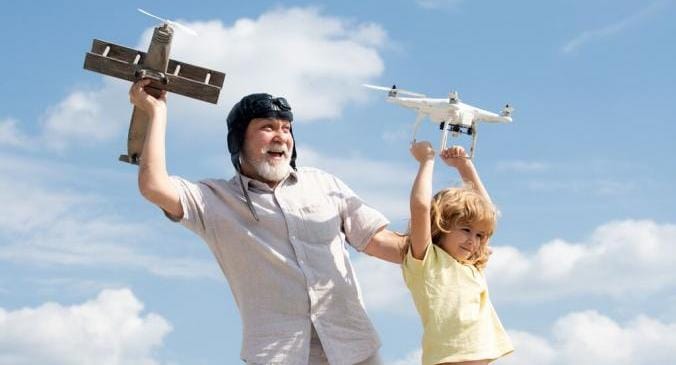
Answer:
299;203;342;244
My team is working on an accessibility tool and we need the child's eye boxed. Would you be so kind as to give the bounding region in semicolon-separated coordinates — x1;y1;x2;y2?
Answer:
461;228;471;233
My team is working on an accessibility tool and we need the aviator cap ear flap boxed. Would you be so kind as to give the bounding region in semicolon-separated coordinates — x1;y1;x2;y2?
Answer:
226;93;296;172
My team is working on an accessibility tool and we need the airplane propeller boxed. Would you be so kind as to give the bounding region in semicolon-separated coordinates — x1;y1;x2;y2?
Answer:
363;83;426;98
138;8;198;36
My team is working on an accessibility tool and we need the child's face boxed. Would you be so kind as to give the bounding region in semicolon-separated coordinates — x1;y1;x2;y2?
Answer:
439;222;490;263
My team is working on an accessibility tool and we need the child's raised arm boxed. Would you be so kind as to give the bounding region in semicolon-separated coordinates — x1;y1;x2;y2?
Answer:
409;141;436;260
440;146;492;205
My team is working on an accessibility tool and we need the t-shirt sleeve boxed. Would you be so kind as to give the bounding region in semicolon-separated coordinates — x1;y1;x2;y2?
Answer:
329;174;389;251
164;176;209;237
402;243;432;275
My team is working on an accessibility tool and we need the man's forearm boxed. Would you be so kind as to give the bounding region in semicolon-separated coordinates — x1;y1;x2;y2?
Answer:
364;228;406;264
138;109;170;195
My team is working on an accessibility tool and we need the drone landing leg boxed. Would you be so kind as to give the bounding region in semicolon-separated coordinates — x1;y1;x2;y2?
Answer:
469;126;478;160
440;120;450;151
411;113;424;143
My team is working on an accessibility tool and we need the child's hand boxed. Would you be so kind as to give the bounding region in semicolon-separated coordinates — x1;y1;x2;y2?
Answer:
440;145;470;169
410;140;435;163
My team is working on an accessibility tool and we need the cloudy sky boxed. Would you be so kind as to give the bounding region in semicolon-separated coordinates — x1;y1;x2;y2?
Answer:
1;1;675;364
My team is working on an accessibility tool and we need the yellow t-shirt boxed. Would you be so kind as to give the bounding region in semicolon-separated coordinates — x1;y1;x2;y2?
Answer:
402;244;513;365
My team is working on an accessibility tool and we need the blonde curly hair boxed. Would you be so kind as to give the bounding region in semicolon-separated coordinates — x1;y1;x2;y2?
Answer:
404;185;497;269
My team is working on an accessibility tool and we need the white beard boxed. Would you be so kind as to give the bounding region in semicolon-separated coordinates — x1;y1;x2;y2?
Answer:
252;157;290;182
242;144;291;182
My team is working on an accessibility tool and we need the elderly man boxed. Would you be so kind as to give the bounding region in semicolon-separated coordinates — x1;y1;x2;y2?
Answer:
129;79;404;365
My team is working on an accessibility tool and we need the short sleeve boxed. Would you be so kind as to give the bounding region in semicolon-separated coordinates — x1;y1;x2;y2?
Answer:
402;243;433;276
165;176;209;237
329;174;389;251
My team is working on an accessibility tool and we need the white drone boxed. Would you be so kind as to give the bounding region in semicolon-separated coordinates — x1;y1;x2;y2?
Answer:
364;84;513;159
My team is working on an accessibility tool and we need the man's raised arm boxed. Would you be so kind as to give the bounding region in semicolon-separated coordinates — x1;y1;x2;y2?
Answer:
129;79;183;219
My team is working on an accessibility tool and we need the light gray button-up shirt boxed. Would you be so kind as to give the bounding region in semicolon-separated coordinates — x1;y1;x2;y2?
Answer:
168;167;388;365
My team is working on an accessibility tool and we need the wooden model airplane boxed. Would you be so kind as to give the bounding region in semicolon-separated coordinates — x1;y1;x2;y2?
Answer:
83;9;226;164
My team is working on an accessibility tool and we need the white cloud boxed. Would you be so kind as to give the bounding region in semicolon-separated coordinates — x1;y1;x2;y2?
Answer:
501;311;676;365
0;289;171;365
488;219;676;302
0;118;32;148
41;89;126;151
10;7;387;151
353;255;412;315
136;7;387;130
356;219;676;315
0;208;220;280
561;2;666;53
0;153;219;279
500;330;556;365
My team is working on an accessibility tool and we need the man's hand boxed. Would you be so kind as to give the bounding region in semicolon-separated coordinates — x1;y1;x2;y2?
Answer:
129;79;167;116
410;141;435;163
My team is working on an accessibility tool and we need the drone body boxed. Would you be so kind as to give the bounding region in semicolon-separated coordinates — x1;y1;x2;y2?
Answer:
365;84;513;159
83;9;226;164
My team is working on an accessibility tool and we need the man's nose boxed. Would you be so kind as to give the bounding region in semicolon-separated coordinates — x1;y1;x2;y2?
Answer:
271;129;285;141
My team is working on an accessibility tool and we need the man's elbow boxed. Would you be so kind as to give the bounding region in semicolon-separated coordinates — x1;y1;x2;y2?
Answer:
138;172;165;203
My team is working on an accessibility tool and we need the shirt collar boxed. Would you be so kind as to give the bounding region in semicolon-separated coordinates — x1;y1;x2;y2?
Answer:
236;168;298;192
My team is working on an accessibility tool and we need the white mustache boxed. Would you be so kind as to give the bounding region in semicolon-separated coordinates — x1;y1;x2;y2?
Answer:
264;144;289;156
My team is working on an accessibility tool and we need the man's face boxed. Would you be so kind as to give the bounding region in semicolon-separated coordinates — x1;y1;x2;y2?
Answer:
240;117;293;186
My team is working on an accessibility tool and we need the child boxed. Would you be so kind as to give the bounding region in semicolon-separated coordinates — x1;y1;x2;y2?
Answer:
402;141;513;365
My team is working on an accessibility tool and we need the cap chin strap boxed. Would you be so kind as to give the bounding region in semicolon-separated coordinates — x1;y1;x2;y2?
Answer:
235;158;260;222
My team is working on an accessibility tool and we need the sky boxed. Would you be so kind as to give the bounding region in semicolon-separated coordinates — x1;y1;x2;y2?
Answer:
1;1;675;364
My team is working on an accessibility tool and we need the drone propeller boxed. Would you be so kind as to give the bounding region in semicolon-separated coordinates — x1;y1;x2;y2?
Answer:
448;90;460;103
138;8;198;36
501;104;514;117
363;83;426;97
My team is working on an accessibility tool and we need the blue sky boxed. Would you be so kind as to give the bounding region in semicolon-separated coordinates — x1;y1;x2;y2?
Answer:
1;1;675;364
